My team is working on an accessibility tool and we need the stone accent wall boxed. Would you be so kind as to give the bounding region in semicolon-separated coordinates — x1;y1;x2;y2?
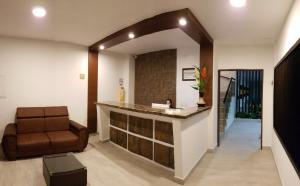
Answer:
134;49;177;106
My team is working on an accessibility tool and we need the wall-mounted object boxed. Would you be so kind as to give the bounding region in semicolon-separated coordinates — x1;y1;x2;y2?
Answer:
79;74;85;80
119;78;124;86
0;75;6;99
182;68;195;81
274;38;300;177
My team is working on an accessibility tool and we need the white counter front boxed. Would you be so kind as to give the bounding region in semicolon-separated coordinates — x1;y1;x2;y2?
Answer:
96;102;210;183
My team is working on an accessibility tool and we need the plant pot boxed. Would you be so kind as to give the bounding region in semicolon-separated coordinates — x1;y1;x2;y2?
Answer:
198;92;206;107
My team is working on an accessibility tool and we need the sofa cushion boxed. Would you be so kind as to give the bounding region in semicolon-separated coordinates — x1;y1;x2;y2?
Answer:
17;133;50;152
44;106;68;117
45;117;69;131
17;118;45;134
46;131;79;149
16;107;44;119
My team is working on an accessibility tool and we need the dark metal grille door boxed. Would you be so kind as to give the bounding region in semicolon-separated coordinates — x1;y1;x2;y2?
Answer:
236;70;263;118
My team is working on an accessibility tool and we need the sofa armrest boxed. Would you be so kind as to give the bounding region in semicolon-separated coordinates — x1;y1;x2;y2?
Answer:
70;120;89;151
2;123;17;160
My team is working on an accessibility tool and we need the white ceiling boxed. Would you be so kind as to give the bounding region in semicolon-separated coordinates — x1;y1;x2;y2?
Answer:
108;29;198;55
0;0;294;46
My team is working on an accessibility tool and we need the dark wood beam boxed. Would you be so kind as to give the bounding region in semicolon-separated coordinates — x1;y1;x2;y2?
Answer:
200;42;213;106
87;49;98;133
87;8;214;130
88;8;213;51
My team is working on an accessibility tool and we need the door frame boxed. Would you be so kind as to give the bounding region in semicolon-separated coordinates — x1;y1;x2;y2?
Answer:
217;69;263;150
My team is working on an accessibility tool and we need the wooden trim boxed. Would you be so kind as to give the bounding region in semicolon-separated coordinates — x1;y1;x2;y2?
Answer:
87;50;98;133
217;69;263;150
88;8;213;51
217;70;221;146
260;70;264;150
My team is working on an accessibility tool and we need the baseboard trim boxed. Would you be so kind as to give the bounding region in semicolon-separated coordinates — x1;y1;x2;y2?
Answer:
207;147;217;153
100;138;110;143
262;146;271;150
173;150;212;184
173;176;185;185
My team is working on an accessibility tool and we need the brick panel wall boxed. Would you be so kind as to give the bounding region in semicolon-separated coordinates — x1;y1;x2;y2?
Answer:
134;49;176;106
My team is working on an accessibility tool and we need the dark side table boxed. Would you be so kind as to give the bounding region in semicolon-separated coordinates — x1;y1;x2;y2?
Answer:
43;153;87;186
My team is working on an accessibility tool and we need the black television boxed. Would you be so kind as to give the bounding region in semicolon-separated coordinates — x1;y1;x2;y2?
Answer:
274;40;300;176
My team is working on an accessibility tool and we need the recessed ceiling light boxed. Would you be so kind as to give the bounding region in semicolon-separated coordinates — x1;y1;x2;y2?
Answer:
99;45;105;50
128;32;135;39
230;0;247;8
179;18;187;26
32;6;47;17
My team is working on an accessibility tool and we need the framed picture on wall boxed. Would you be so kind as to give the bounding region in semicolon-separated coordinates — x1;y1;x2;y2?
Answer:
182;68;195;81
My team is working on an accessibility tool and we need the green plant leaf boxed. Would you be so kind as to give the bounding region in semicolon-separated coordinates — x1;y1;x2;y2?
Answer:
191;85;199;90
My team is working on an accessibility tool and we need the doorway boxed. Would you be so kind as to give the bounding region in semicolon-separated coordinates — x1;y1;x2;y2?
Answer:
217;69;263;149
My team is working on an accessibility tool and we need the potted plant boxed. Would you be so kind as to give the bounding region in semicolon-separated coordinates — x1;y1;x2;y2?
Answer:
192;66;207;107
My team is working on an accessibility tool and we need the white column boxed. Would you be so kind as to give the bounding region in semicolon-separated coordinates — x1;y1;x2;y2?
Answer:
97;105;110;141
172;119;184;180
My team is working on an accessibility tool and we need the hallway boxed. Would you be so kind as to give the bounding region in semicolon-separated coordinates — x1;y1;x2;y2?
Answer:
186;119;281;186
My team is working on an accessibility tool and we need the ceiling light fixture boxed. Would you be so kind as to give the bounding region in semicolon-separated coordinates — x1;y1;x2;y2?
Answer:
178;18;187;26
128;32;135;39
32;6;47;17
230;0;247;8
99;45;105;50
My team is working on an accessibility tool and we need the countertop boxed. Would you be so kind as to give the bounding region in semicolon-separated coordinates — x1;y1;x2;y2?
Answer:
95;101;211;119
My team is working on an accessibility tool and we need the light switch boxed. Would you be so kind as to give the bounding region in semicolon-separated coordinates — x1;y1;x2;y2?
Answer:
80;74;85;80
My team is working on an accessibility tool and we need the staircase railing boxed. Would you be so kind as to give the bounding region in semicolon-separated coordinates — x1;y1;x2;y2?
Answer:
223;77;236;120
223;77;235;103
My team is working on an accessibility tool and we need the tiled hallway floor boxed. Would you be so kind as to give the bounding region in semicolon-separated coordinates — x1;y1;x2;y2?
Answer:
0;119;281;186
190;119;281;186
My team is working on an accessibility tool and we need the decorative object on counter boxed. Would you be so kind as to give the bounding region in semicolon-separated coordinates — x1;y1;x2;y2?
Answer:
166;99;174;108
119;86;125;103
192;66;207;107
152;103;170;109
119;78;125;103
182;68;196;81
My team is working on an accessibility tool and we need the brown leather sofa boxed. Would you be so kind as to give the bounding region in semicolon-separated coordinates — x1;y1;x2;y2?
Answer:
2;106;89;160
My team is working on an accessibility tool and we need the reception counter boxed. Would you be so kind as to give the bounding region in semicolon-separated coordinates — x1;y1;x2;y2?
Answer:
96;101;211;183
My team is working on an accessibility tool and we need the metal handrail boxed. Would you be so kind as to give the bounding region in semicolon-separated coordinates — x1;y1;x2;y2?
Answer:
223;77;235;103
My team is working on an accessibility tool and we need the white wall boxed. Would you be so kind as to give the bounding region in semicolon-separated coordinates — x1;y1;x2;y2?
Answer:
213;45;274;147
221;71;236;79
273;0;300;185
176;46;200;108
275;0;300;64
98;51;135;103
0;37;88;140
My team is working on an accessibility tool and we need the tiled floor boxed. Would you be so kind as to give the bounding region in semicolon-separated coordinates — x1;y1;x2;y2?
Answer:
0;119;281;186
